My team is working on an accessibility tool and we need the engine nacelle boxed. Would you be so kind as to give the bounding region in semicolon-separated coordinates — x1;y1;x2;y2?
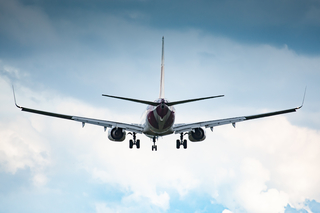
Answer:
188;128;206;142
108;127;126;142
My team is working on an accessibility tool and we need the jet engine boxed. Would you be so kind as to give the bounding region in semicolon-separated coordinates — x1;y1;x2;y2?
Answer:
108;127;126;142
188;128;206;142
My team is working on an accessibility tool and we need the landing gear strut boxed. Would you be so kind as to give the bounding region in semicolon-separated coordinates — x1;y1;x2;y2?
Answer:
152;137;157;151
176;133;187;149
128;132;140;149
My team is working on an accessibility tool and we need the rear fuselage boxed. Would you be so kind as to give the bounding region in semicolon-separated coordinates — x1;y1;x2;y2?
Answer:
142;98;175;137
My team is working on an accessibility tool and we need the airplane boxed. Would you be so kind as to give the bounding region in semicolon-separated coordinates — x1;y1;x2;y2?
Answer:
13;37;306;151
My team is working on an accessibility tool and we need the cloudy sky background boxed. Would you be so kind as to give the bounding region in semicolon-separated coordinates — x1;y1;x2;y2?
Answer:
1;0;320;212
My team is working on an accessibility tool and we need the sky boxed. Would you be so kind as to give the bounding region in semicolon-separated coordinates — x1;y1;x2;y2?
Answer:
0;0;320;212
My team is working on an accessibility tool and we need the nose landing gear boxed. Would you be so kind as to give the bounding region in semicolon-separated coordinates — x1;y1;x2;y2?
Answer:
128;132;140;149
176;133;187;149
152;136;157;151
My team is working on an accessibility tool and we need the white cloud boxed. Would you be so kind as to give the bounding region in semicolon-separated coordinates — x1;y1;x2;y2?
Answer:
32;173;48;186
1;64;24;79
0;119;50;174
0;77;51;188
234;158;288;213
210;117;320;213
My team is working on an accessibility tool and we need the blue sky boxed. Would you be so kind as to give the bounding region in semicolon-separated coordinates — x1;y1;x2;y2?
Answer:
1;0;320;212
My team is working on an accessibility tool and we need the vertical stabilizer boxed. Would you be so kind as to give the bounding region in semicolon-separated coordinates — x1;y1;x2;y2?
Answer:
159;36;165;99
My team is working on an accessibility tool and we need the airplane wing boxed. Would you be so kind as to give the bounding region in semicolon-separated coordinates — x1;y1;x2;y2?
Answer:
15;105;144;133
173;88;306;134
173;105;303;134
12;88;143;133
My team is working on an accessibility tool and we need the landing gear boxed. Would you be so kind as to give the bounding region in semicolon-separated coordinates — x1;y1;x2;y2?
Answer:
176;133;187;149
128;132;140;149
183;139;187;149
129;139;134;149
176;139;180;149
152;137;157;151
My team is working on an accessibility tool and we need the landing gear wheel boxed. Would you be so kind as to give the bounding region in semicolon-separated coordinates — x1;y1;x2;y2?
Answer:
152;145;157;151
183;139;187;149
176;133;187;150
129;139;134;149
128;132;140;149
176;139;180;149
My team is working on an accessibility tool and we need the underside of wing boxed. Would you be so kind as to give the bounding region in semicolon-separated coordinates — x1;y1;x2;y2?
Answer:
14;101;143;134
173;106;301;134
173;88;306;134
12;86;143;133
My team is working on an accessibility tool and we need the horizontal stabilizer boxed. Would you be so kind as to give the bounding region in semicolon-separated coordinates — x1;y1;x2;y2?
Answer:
102;94;159;106
102;94;224;106
167;95;224;106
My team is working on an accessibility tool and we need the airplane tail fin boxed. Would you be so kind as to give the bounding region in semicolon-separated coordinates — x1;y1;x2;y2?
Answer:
102;37;225;106
159;36;165;99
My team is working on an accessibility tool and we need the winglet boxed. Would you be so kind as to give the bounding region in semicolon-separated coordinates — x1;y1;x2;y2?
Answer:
12;85;22;109
297;86;307;109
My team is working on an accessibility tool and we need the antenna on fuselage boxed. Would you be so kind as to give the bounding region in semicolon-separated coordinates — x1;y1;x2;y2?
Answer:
159;36;165;99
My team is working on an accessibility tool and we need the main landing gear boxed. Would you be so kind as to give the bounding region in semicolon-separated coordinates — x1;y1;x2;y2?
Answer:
152;137;157;151
128;132;140;149
176;133;187;149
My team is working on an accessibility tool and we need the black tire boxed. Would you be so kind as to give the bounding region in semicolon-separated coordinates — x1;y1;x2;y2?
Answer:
129;139;133;149
136;139;140;149
176;139;180;149
183;139;187;149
